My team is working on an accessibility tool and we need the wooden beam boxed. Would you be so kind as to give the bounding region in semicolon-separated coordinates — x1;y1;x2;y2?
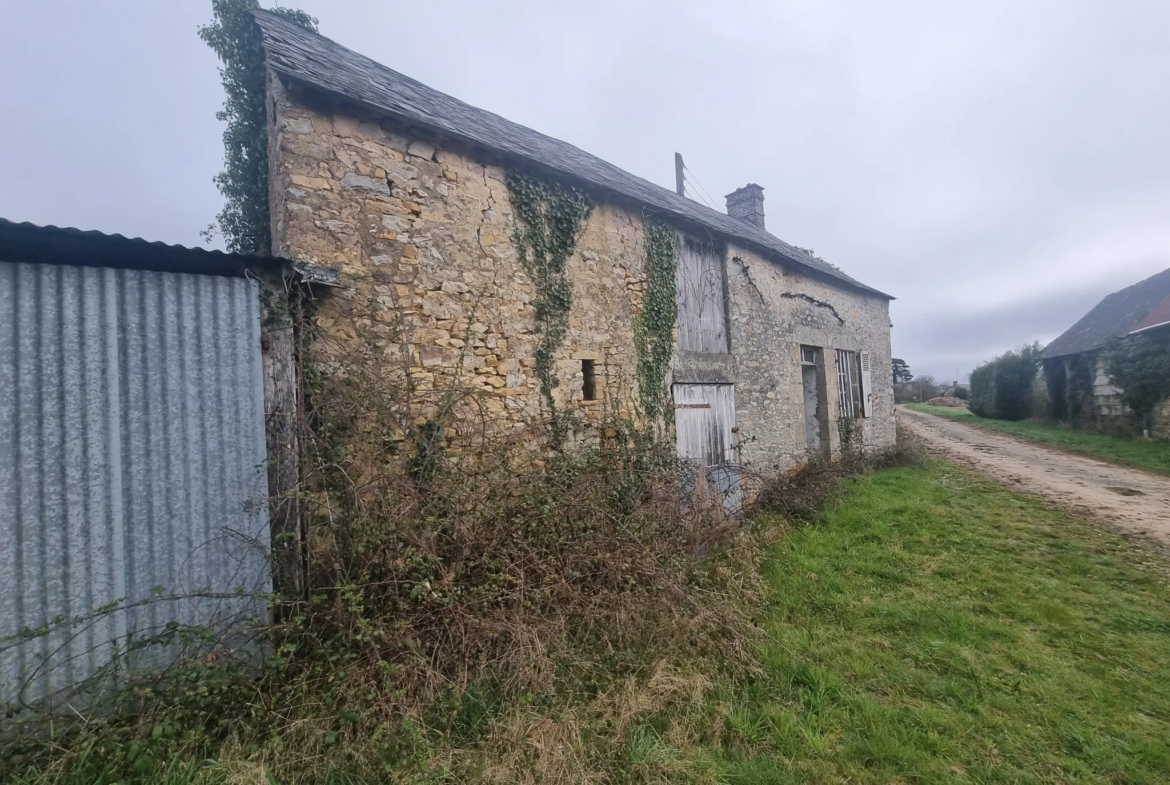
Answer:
260;279;304;601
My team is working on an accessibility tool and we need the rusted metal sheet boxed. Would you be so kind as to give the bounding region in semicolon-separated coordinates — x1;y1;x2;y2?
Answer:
672;384;741;511
0;261;270;712
676;237;728;354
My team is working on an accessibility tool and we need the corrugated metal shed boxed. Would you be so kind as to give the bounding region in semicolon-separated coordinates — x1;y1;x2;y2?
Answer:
0;227;272;712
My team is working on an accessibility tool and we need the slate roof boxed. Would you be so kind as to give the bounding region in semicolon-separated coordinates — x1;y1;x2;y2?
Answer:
253;10;891;300
0;218;287;278
1043;267;1170;358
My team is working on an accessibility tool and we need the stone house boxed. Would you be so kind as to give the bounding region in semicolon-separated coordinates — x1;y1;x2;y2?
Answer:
254;11;895;479
1042;267;1170;434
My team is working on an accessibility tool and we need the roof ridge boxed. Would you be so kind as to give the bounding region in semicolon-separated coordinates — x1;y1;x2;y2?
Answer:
253;10;892;299
1042;265;1170;358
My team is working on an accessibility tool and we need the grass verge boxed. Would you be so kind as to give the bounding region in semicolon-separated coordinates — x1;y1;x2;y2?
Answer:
706;459;1170;783
10;450;1170;783
904;402;1170;475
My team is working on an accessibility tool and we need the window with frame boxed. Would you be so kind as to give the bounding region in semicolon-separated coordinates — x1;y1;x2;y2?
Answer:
835;349;863;417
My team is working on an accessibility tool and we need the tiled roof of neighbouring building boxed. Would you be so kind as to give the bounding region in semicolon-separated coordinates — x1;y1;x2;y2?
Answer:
1043;267;1170;358
253;10;891;300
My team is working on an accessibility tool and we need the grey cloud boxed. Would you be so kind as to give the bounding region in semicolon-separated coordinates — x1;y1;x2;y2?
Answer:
3;0;1168;383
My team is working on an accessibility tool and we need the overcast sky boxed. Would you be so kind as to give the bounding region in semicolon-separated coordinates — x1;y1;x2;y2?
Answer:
4;0;1169;382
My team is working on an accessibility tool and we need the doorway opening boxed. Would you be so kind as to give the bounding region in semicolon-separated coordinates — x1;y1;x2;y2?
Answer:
801;345;830;459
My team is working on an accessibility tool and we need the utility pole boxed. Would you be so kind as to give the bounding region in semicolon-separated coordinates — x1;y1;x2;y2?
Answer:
675;152;685;197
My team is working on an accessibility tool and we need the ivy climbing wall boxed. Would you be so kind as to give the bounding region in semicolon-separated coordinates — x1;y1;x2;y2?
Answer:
265;76;895;468
267;79;653;448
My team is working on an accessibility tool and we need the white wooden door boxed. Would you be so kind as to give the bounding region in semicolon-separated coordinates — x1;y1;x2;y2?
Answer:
672;383;741;510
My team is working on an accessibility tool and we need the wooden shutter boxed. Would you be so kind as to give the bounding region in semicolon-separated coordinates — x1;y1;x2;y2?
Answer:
859;351;872;417
676;238;728;353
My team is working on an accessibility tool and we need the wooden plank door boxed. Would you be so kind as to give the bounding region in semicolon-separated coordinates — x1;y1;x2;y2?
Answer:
672;383;741;511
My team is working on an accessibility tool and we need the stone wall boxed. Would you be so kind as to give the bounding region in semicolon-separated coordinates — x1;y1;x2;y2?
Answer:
267;75;895;466
720;245;895;467
268;79;649;451
1154;399;1170;438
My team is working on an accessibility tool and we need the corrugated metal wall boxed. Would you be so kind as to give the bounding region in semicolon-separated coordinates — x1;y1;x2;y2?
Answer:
0;261;270;711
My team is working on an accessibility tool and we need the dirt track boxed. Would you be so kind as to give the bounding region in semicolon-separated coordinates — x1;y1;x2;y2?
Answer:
898;406;1170;544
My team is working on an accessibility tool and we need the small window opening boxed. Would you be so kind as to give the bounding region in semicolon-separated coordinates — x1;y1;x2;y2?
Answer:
801;346;818;366
836;349;861;418
582;359;598;400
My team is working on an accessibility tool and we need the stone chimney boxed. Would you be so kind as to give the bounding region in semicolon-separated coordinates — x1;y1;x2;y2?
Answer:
725;184;765;230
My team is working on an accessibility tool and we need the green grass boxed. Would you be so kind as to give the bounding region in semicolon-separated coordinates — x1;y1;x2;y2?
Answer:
13;461;1170;784
699;461;1170;784
904;402;1170;475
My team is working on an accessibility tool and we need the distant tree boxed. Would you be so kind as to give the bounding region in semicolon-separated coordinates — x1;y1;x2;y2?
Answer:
954;386;969;401
1102;331;1170;433
913;374;939;402
892;358;913;384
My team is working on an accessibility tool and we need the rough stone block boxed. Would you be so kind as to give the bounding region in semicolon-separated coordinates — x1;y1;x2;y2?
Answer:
407;141;437;160
341;173;391;194
290;174;331;190
381;215;408;232
282;116;314;134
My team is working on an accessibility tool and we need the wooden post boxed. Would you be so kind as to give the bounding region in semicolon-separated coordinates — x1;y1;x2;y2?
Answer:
675;152;685;197
260;278;304;601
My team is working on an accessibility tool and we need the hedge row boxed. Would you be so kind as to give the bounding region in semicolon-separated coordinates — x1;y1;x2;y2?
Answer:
969;344;1042;421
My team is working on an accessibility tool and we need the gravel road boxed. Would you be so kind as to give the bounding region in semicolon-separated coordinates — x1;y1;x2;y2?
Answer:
899;406;1170;544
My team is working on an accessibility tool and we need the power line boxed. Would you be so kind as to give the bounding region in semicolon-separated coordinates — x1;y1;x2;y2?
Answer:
683;164;720;212
683;168;716;211
682;165;712;207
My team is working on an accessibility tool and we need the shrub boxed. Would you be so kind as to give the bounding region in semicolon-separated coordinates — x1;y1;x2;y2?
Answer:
970;343;1041;420
1042;357;1068;421
4;279;911;783
1044;353;1101;426
1103;330;1170;431
2;350;762;783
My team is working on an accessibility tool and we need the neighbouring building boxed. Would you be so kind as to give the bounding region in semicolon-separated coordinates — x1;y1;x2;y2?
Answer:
254;11;895;481
940;381;963;398
1042;266;1170;433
